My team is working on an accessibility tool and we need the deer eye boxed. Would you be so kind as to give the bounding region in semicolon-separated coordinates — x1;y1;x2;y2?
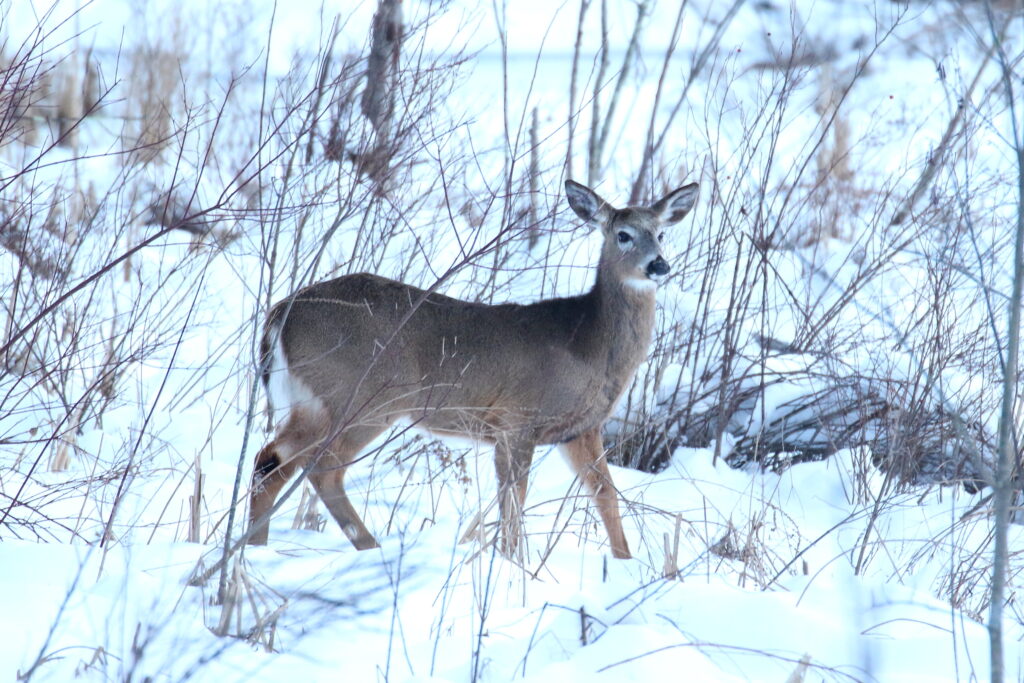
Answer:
617;231;632;244
658;232;665;242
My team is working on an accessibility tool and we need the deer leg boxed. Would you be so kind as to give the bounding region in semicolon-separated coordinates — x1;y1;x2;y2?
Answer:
560;427;631;559
309;467;379;551
307;425;387;551
493;436;535;559
248;413;320;545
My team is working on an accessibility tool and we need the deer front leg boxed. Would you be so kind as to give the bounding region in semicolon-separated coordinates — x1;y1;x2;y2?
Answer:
559;427;631;559
493;435;535;560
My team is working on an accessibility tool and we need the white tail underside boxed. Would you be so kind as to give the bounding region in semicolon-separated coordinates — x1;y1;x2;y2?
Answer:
265;320;321;423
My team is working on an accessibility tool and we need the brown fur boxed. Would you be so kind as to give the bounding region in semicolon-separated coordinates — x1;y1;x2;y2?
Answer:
247;179;699;559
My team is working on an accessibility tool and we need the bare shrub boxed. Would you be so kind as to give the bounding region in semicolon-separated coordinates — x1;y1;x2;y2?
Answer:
603;1;1009;515
120;6;191;163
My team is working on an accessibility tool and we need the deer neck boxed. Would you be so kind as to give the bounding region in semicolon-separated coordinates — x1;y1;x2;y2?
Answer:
581;269;657;378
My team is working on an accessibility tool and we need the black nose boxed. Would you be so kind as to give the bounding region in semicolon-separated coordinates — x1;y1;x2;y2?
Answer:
646;257;670;277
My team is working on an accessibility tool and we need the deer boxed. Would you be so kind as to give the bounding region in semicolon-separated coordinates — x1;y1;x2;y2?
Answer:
247;178;700;560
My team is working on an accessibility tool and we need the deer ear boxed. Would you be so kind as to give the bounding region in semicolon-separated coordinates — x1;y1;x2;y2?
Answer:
565;179;613;226
653;183;699;224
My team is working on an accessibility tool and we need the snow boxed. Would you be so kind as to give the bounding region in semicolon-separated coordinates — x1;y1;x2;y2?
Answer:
2;0;1022;681
3;445;1019;680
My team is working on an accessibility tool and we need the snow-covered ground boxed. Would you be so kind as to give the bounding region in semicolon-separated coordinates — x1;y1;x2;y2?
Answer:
2;443;1020;680
1;0;1022;680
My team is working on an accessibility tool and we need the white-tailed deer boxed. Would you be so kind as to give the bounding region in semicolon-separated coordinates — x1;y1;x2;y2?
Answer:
248;179;699;559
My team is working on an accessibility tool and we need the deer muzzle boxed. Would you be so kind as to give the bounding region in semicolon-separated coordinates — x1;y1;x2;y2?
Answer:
646;256;670;280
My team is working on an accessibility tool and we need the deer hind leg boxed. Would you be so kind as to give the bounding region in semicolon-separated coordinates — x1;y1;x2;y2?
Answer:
248;410;323;545
493;435;535;560
560;427;631;559
307;424;389;551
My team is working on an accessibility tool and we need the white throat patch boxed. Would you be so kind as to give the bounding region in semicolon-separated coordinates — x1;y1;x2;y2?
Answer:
624;278;658;293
